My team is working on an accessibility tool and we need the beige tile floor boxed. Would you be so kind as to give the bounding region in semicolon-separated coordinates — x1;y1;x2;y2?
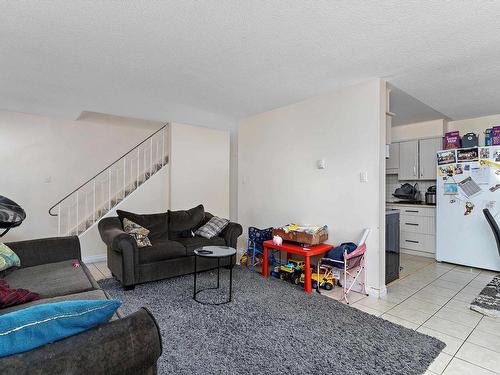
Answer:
90;255;499;374
329;254;500;375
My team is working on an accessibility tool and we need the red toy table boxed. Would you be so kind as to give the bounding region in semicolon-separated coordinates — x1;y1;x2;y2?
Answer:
262;240;333;293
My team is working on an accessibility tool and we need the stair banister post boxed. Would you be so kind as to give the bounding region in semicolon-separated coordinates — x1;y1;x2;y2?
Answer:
76;192;79;234
137;148;140;186
115;164;119;200
162;127;165;166
108;169;111;211
85;191;88;230
123;157;126;198
143;146;146;180
57;204;61;237
156;137;159;169
130;155;133;193
93;180;96;224
150;137;153;176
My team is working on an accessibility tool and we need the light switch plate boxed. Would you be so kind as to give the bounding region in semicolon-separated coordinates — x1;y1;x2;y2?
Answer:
360;171;368;182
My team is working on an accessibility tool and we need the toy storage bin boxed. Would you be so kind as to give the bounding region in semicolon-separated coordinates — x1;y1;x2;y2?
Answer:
272;228;328;245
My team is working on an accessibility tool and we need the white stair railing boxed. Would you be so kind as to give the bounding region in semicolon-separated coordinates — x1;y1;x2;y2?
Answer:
49;123;169;236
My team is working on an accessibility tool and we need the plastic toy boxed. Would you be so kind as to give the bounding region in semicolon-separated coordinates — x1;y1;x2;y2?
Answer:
465;201;474;215
278;259;305;284
270;266;281;278
272;235;283;246
299;270;335;290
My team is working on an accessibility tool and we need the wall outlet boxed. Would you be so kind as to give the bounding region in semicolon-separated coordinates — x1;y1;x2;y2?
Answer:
360;171;368;183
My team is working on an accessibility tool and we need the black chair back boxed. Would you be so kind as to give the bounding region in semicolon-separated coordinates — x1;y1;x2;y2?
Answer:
483;208;500;257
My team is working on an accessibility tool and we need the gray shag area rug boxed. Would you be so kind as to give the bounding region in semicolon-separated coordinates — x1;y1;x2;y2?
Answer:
470;275;500;318
99;267;444;375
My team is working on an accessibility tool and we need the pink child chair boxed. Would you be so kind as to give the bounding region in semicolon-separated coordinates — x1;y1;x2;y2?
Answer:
316;228;370;304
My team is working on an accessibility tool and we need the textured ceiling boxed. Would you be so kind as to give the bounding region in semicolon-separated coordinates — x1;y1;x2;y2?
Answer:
1;1;500;126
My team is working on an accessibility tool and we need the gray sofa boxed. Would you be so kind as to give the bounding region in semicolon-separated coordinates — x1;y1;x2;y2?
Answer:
98;205;242;289
0;236;162;375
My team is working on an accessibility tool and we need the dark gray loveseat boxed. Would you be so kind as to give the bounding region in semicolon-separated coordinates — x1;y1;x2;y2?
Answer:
0;236;162;375
98;205;242;289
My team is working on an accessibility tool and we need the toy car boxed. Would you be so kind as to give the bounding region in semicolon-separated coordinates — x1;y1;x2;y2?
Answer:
278;259;305;285
270;265;281;278
299;270;335;290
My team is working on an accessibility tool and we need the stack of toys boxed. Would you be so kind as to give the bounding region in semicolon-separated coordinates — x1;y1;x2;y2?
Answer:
271;258;338;291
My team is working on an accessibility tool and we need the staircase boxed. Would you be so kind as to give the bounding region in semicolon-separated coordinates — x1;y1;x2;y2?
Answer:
49;123;169;236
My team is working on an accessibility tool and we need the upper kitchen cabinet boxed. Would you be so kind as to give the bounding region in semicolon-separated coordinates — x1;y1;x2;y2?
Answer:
419;137;442;180
397;137;442;180
386;142;399;174
398;140;419;179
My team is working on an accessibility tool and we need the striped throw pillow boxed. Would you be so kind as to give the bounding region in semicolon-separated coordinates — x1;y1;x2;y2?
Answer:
195;217;229;239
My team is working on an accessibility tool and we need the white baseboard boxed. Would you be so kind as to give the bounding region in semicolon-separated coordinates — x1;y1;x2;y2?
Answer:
82;254;107;264
400;248;435;259
366;285;387;297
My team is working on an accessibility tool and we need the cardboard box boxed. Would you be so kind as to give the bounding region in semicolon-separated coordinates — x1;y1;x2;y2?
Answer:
272;228;328;245
444;131;461;149
493;126;500;146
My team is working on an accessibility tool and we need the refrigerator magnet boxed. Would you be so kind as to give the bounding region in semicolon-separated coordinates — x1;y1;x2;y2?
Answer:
490;184;500;192
444;183;458;195
455;164;464;174
480;147;490;159
464;202;474;215
471;166;490;185
480;159;500;169
439;165;454;177
495;150;500;162
458;177;482;198
438;150;457;165
457;148;479;162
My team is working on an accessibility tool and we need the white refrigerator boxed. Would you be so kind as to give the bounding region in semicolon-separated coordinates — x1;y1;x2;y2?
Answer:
436;146;500;271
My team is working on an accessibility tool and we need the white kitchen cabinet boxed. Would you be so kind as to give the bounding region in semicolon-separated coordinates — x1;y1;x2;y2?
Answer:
397;137;442;180
386;142;399;174
398;140;419;180
419;137;442;180
386;203;436;258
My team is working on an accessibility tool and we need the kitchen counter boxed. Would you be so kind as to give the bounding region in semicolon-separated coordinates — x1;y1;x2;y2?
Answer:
386;201;436;208
386;209;400;215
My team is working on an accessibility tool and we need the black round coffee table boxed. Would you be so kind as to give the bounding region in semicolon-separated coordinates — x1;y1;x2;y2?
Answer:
193;246;236;305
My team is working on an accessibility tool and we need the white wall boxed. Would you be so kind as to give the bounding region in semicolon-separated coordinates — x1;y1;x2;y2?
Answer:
238;79;386;295
391;114;500;146
0;110;163;243
169;123;230;218
447;113;500;145
391;119;445;142
79;166;169;262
